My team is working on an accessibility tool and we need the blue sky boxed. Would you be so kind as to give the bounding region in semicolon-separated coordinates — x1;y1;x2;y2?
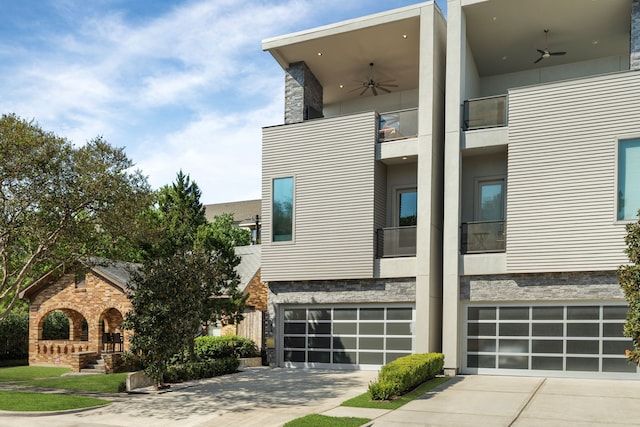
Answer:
0;0;446;204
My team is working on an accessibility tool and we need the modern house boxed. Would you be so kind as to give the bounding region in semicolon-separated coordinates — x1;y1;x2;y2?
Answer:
443;0;640;378
261;2;446;369
261;0;640;378
205;199;262;244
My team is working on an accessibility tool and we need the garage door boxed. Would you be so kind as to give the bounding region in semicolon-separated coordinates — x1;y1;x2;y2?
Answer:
464;303;639;378
282;306;414;369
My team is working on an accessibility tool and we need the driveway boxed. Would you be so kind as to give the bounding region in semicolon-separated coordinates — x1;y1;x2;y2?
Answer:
365;375;640;426
0;367;377;427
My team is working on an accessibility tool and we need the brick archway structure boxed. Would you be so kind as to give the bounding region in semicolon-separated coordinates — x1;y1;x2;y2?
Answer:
19;260;134;370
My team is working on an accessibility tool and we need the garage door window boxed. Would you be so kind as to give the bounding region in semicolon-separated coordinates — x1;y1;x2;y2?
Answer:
465;304;637;376
283;306;414;367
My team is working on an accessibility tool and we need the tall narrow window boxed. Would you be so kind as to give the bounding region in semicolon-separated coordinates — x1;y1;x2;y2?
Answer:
618;139;640;221
398;189;417;226
476;179;505;221
272;177;294;242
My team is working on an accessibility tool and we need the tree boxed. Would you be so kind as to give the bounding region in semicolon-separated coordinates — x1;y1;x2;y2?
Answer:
123;172;245;386
209;213;252;247
0;114;152;320
619;211;640;365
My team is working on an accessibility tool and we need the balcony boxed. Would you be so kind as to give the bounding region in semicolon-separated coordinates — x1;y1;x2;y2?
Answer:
378;109;418;143
376;226;416;258
461;221;505;254
463;95;508;131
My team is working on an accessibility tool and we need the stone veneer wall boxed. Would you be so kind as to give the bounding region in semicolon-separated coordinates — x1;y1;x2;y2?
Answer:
460;271;623;302
244;270;267;311
265;278;416;363
284;61;323;124
28;272;132;369
632;0;640;70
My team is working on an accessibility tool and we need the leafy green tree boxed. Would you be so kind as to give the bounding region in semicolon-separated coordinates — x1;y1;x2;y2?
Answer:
209;213;252;247
0;114;153;321
124;172;245;387
42;310;70;340
619;211;640;365
0;311;28;360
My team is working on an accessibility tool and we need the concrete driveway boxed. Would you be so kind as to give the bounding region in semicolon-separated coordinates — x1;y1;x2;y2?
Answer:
0;367;376;427
365;375;640;426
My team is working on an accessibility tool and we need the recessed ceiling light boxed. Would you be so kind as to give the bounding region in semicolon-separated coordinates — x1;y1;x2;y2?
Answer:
492;16;497;21
402;34;408;39
592;40;599;45
317;52;322;56
402;156;408;160
502;56;507;61
339;84;344;89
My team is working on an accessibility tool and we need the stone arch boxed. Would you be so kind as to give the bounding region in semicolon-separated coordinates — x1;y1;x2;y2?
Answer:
99;307;125;334
37;308;89;342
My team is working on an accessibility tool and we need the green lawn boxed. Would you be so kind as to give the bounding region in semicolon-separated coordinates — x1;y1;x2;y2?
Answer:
341;376;451;410
22;372;128;393
0;366;71;382
283;414;370;427
0;390;110;412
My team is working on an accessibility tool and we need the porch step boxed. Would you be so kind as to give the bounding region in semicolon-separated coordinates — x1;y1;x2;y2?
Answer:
80;356;106;374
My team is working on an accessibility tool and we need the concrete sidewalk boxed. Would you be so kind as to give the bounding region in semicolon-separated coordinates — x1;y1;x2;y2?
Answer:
354;375;640;426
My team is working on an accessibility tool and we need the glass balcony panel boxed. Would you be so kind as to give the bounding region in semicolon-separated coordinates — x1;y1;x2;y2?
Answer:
378;109;418;142
461;221;505;254
376;226;416;258
463;95;508;130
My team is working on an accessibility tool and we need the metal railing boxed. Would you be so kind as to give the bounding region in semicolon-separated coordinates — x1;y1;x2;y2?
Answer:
378;108;418;142
463;95;508;130
376;226;417;258
461;221;506;254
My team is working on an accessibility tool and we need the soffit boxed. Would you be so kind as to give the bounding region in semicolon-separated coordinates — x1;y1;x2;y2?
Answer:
464;0;631;76
264;11;423;104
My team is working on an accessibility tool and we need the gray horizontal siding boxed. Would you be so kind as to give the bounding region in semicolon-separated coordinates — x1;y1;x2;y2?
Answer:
262;112;377;281
506;72;640;272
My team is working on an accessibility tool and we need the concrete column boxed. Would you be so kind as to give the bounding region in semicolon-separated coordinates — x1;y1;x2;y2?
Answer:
632;0;640;70
442;0;464;375
284;62;323;124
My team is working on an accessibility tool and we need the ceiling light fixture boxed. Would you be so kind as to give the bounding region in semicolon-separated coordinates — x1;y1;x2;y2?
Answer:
402;34;408;39
339;84;344;89
317;52;322;56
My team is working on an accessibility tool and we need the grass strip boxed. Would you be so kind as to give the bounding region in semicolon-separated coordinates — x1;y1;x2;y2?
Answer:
22;372;128;393
283;414;370;427
341;376;450;410
0;366;71;382
0;390;110;411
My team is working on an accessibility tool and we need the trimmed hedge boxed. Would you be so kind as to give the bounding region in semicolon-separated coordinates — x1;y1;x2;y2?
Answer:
194;336;259;360
164;357;239;383
369;353;444;400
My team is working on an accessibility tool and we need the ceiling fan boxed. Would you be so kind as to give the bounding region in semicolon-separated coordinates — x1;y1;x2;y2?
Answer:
534;29;566;64
350;62;398;96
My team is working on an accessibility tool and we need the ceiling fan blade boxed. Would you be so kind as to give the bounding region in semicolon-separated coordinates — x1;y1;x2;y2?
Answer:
377;79;397;84
534;56;544;64
378;86;392;94
359;87;368;96
372;87;378;96
550;51;566;56
349;86;364;93
536;49;546;55
379;83;399;88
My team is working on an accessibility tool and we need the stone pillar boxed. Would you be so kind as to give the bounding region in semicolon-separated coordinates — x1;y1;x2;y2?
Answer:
632;0;640;70
284;62;323;124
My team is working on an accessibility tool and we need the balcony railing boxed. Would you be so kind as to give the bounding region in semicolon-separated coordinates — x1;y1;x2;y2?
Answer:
378;109;418;142
463;95;508;130
461;221;505;254
376;226;417;258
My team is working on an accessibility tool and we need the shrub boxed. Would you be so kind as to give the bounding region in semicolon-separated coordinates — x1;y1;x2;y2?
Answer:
194;336;259;360
164;357;239;383
368;353;444;400
0;312;28;360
